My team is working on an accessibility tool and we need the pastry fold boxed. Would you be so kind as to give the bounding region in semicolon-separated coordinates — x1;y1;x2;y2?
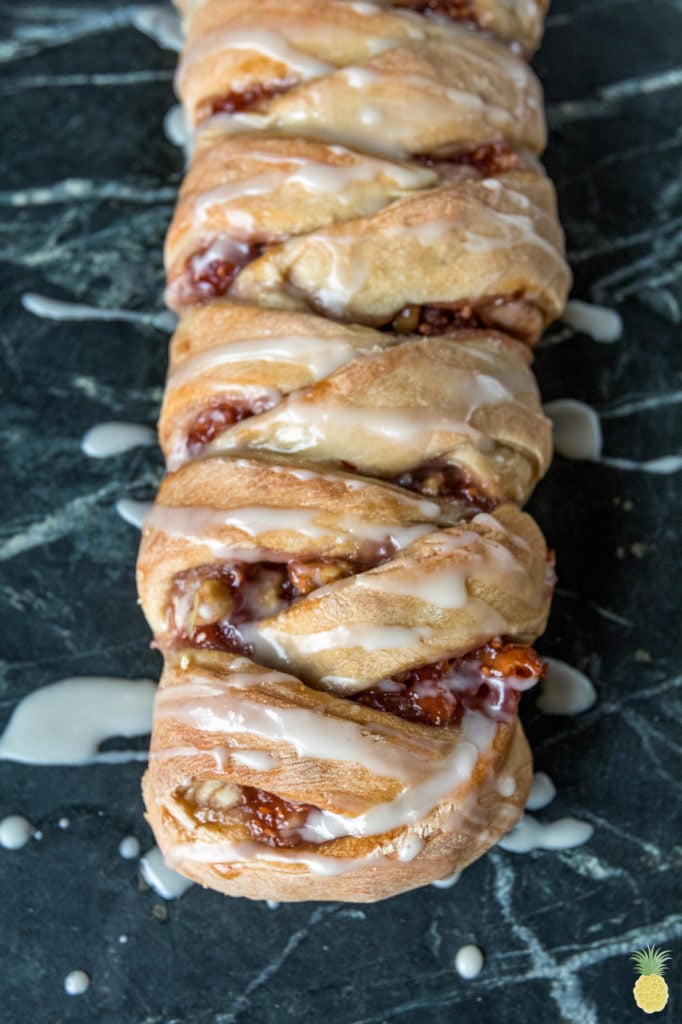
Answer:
143;646;533;902
139;0;563;901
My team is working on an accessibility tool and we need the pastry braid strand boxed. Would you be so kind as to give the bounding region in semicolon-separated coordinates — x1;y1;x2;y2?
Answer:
139;0;569;901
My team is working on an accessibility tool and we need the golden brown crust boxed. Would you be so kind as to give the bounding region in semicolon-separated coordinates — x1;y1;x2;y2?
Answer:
141;0;560;902
143;647;532;901
177;1;545;152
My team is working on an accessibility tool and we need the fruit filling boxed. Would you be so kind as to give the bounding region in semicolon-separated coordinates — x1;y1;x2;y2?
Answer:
391;0;480;26
396;460;498;512
352;638;544;727
182;240;265;305
179;638;543;847
387;294;543;344
415;141;520;177
184;397;271;457
170;549;395;654
197;79;298;122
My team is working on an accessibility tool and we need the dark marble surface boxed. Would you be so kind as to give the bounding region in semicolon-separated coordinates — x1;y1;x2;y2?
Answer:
1;2;681;1022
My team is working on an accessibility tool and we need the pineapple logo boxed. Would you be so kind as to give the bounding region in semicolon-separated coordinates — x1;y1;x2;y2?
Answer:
631;946;671;1014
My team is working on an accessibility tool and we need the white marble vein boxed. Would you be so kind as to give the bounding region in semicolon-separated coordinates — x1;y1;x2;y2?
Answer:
0;179;177;207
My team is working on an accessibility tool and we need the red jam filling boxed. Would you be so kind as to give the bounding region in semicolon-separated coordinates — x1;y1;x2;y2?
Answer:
201;639;543;847
391;0;480;27
415;140;520;177
185;398;260;457
185;241;264;303
198;79;297;121
173;552;395;655
396;461;498;512
239;787;313;848
386;294;543;345
352;639;545;727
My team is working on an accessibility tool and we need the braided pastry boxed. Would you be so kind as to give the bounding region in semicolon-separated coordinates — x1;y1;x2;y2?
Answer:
139;0;569;901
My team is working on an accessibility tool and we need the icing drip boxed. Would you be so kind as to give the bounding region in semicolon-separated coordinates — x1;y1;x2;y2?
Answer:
21;292;176;333
562;300;622;343
526;771;556;810
140;845;194;899
538;658;596;715
116;499;153;529
130;5;183;51
498;813;593;853
81;422;156;458
0;677;155;765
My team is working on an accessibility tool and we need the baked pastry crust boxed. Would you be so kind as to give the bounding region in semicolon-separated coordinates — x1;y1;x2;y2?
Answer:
143;646;533;901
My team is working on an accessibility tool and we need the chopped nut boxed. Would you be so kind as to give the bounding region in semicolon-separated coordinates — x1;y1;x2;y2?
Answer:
187;779;241;810
287;559;352;596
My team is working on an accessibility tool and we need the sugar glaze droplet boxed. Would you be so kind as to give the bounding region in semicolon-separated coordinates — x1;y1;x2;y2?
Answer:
526;771;556;811
64;970;90;996
0;815;34;850
455;945;484;979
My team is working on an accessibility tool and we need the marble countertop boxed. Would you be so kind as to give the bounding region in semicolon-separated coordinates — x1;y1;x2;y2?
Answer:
0;1;680;1022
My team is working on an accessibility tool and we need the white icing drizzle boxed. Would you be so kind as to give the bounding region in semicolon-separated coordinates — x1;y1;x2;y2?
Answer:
180;28;331;83
130;5;183;51
431;869;461;889
544;399;682;473
562;300;622;343
266;900;280;909
145;502;435;554
64;971;90;996
21;292;176;333
167;334;376;390
156;673;446;785
81;422;156;458
498;813;593;853
116;498;153;530
164;104;192;154
0;677;155;765
140;845;194;899
544;399;602;461
230;750;280;771
170;837;387;877
454;945;484;980
0;815;34;850
526;771;556;811
214;368;522;460
538;658;597;715
497;775;516;798
119;836;142;860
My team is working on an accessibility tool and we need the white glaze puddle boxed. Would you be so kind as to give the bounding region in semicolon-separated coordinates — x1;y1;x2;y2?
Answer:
130;5;182;51
498;813;593;853
544;399;681;472
538;658;597;715
544;399;602;460
431;870;461;889
454;945;484;979
164;104;192;154
81;422;156;458
0;815;34;850
526;771;556;811
266;900;280;910
119;836;141;860
116;499;153;529
0;677;155;765
64;970;90;996
562;300;622;342
21;292;176;333
140;846;194;899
